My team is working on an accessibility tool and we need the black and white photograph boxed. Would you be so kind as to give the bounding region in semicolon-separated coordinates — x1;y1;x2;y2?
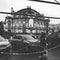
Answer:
0;0;60;60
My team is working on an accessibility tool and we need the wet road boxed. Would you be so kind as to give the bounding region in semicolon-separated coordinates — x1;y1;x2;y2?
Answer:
48;45;60;60
0;54;39;60
0;45;60;60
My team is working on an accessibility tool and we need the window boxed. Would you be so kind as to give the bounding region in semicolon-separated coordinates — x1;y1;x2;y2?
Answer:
26;23;29;27
19;29;23;33
23;21;25;24
29;19;33;27
32;30;36;33
26;29;30;33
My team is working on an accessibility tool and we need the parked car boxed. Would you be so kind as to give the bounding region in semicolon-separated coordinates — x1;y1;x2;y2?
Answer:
10;34;40;46
22;35;40;46
9;34;47;59
46;32;60;49
0;35;11;50
9;34;45;52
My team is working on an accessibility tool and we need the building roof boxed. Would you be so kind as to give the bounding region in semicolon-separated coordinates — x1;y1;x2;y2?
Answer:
16;7;42;17
5;6;50;22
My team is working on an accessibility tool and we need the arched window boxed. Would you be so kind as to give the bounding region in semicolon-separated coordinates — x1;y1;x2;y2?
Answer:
29;19;33;27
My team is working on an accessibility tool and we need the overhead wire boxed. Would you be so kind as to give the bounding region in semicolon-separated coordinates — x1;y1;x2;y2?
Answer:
0;12;60;19
29;0;60;5
54;0;60;3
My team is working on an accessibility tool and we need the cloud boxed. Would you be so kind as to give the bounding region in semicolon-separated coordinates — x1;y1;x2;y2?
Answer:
0;0;60;24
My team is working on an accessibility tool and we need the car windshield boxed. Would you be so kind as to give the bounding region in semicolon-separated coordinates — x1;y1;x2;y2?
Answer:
23;35;35;40
13;35;37;40
14;36;22;39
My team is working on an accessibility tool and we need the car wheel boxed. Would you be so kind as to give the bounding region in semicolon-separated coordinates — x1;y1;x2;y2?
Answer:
38;50;48;60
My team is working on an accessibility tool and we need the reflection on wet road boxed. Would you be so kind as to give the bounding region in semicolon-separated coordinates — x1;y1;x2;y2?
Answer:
48;45;60;60
0;54;39;60
0;45;60;60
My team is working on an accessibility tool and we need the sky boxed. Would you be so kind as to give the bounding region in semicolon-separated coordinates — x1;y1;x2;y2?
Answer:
0;0;60;24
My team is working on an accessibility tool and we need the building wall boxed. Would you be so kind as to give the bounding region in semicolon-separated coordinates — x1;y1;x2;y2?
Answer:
4;7;49;34
4;18;48;34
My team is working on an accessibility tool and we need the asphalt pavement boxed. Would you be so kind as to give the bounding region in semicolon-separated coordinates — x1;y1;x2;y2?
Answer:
0;45;60;60
48;45;60;60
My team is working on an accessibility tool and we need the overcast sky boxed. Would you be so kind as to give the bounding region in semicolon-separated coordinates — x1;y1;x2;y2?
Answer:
0;0;60;24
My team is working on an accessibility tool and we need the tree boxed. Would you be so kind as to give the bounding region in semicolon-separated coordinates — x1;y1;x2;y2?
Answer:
0;21;4;35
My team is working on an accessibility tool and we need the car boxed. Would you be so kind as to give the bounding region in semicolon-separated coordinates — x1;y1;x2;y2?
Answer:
0;35;11;50
10;34;40;46
22;35;40;46
9;34;47;59
46;32;60;48
9;34;42;52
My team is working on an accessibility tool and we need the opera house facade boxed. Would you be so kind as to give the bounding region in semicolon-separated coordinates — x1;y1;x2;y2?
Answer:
4;7;50;34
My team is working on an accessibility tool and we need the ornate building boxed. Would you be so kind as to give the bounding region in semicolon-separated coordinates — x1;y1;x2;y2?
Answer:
4;7;50;34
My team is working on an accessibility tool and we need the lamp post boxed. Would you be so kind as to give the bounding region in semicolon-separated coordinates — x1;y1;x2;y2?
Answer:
12;18;13;33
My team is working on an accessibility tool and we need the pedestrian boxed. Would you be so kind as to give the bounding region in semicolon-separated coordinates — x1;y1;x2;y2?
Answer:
40;32;46;47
